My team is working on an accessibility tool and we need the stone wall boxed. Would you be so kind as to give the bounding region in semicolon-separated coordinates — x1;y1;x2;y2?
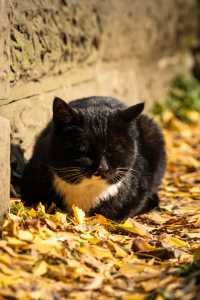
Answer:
0;0;9;100
0;117;10;224
0;0;198;158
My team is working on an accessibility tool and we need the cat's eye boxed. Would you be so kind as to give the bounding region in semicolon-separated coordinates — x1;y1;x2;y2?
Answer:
79;145;86;154
107;149;122;159
63;143;86;156
108;145;124;154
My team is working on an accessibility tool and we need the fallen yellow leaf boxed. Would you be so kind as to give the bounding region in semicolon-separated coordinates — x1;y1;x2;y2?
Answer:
72;205;85;224
161;235;188;248
6;237;28;247
79;244;113;259
132;238;155;252
33;260;48;276
119;220;151;237
123;293;146;300
108;240;128;257
17;230;33;242
155;296;165;300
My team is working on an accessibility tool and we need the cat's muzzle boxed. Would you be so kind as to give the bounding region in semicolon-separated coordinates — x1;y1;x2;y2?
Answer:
94;156;109;178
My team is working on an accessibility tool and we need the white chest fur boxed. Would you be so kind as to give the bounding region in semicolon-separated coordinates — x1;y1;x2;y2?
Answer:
53;174;122;212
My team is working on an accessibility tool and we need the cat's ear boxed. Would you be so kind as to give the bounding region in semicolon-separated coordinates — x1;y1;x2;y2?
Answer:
53;97;78;126
119;102;144;122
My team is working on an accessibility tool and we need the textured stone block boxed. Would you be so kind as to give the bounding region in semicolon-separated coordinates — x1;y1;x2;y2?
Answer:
0;117;10;225
0;0;9;100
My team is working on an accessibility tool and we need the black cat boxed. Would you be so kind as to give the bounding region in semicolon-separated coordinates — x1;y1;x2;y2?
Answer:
21;96;166;221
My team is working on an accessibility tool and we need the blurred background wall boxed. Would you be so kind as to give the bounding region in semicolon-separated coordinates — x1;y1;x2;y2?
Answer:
0;0;198;158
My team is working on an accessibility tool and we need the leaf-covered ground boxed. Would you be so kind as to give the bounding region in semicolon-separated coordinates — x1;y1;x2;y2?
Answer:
1;115;200;300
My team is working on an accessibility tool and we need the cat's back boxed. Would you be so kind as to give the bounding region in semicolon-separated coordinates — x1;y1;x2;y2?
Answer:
136;114;166;189
136;114;165;147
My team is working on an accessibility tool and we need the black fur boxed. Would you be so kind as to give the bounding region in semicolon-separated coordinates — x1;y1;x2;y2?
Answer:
21;96;166;221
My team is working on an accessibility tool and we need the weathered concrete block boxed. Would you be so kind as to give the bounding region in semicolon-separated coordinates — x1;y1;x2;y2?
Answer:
0;117;10;225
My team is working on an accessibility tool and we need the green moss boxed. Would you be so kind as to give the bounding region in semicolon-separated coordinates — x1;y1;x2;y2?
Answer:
152;73;200;123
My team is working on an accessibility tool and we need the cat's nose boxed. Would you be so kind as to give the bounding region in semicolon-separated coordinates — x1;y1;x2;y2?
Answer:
95;156;109;177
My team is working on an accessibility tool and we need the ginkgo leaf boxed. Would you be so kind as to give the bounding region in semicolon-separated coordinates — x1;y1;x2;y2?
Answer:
17;230;33;242
72;205;86;224
108;240;128;257
79;244;113;259
132;238;155;252
123;294;146;300
161;235;188;248
119;220;151;237
33;260;48;276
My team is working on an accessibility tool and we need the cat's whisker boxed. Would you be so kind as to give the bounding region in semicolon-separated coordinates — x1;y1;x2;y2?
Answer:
56;170;81;175
52;167;84;178
62;173;83;180
116;171;126;177
116;169;129;175
58;170;82;176
61;170;86;183
53;166;80;170
112;173;124;184
117;168;137;176
51;166;82;173
116;167;135;173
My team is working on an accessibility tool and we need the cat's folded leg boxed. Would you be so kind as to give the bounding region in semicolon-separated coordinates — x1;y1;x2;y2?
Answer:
121;193;160;220
129;193;160;216
88;199;126;222
143;193;160;212
88;195;140;222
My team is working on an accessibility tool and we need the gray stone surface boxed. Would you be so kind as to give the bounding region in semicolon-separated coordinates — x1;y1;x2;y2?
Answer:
0;0;9;100
0;117;10;225
0;0;198;158
9;0;100;88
